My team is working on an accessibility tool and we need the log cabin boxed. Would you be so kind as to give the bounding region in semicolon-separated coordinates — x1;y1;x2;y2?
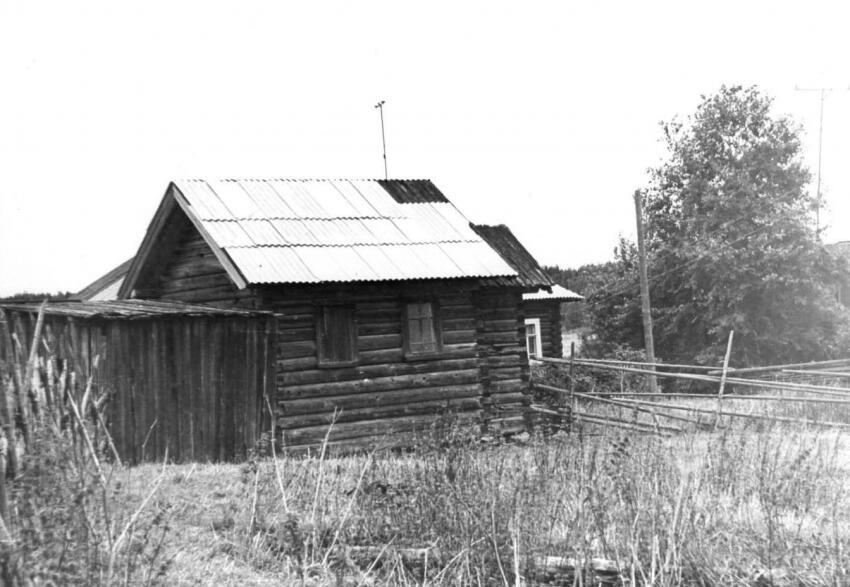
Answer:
73;179;558;451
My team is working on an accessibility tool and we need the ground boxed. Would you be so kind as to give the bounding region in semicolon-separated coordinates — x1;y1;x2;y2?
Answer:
109;422;850;586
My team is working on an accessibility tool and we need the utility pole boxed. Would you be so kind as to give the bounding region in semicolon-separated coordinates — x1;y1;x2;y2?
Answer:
795;84;850;237
374;100;388;179
633;190;658;393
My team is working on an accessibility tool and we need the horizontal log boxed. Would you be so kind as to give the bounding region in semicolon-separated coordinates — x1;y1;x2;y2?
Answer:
281;382;481;413
358;333;402;352
442;330;476;345
281;368;480;400
282;412;481;445
280;357;480;386
488;392;527;405
159;285;245;302
489;367;523;380
278;397;481;428
482;355;524;368
477;319;520;332
357;322;401;336
278;340;316;359
159;272;233;293
441;318;476;331
490;378;524;393
477;331;521;345
277;326;315;344
278;356;318;371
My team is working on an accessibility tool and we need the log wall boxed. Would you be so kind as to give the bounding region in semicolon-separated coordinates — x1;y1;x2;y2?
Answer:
132;209;260;308
3;310;274;463
267;281;502;449
523;299;564;359
475;288;530;434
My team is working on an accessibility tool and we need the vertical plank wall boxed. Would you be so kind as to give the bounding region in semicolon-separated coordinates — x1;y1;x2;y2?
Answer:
4;312;273;463
104;316;274;462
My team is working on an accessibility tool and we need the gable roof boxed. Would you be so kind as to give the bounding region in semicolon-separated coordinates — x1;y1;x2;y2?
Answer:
120;179;522;296
470;224;554;289
75;258;133;301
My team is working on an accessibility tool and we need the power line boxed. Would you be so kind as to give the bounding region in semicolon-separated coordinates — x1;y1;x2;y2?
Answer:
588;193;811;307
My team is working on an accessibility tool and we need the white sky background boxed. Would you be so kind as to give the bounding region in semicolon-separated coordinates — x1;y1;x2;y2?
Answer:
1;0;849;296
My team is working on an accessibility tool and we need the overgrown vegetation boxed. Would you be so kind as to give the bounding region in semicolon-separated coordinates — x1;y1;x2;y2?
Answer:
104;423;849;586
0;308;172;585
4;323;849;584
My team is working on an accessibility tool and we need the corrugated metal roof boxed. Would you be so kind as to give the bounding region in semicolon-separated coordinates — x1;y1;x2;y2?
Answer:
172;179;518;284
470;224;553;289
523;285;584;302
1;300;271;319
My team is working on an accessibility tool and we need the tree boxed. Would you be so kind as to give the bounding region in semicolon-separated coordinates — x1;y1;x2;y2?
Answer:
593;85;849;366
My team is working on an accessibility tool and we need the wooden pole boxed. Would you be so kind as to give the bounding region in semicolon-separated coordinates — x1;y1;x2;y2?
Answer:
0;434;7;524
633;190;657;392
714;331;734;429
568;341;575;433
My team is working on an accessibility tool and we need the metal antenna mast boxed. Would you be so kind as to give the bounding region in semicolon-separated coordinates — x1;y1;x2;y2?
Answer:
374;100;388;180
795;84;849;236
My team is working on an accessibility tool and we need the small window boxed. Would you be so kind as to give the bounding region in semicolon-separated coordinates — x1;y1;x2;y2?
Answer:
316;305;357;366
525;318;542;359
404;301;442;357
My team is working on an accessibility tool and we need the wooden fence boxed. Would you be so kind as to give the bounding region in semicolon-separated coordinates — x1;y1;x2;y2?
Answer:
1;304;275;463
531;352;850;434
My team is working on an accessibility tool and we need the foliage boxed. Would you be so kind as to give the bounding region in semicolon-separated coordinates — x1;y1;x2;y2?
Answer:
592;85;850;365
543;259;623;331
0;291;74;303
0;315;171;585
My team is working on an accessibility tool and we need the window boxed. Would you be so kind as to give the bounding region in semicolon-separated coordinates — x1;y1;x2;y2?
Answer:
404;301;442;357
316;305;357;366
525;318;542;359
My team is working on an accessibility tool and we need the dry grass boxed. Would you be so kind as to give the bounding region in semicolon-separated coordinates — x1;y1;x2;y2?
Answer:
108;423;850;586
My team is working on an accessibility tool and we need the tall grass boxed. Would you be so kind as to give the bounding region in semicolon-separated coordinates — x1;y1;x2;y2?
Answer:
113;424;849;585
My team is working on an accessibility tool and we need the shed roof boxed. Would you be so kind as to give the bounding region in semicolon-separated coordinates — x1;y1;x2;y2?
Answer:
470;224;554;289
523;284;584;302
0;300;270;320
121;179;525;295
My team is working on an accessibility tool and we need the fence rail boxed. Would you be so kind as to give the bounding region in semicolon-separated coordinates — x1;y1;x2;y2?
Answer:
531;353;850;434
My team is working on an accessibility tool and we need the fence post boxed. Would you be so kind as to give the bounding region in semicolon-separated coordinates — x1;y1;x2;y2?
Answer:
568;342;576;433
715;331;735;430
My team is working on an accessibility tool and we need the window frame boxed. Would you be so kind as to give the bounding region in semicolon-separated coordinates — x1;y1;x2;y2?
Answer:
402;299;444;360
524;317;542;360
315;304;358;368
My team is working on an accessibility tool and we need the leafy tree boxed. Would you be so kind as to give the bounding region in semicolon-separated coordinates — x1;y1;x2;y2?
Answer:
592;85;849;366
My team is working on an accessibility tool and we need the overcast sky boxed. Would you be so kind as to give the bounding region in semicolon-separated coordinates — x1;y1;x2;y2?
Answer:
2;0;849;297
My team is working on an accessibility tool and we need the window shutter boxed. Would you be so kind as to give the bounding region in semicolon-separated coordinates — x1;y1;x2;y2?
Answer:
317;305;356;365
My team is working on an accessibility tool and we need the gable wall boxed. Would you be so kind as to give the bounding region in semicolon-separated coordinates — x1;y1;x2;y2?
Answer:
133;209;260;308
523;299;564;359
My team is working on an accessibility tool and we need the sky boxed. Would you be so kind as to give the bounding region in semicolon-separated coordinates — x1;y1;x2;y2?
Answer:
1;0;849;296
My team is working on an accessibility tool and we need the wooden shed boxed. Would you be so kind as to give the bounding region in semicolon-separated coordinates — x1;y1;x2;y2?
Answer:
521;285;584;359
1;300;274;463
84;179;555;451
